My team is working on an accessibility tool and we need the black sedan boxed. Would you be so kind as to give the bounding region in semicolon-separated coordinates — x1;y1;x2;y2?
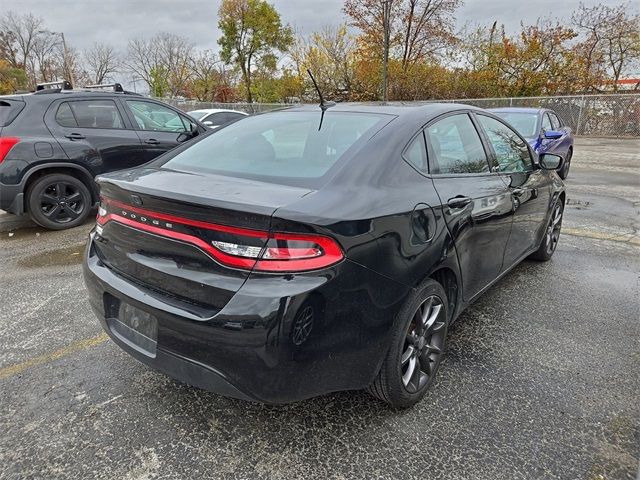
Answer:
83;104;566;408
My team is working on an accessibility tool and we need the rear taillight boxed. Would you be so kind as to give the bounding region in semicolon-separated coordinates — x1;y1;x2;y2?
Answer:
0;137;20;164
97;198;344;272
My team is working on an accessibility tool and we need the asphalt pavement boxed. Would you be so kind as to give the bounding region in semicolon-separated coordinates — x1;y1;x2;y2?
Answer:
0;137;638;479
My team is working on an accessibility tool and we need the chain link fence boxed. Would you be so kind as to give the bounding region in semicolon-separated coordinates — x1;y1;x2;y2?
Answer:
430;94;640;137
157;94;640;137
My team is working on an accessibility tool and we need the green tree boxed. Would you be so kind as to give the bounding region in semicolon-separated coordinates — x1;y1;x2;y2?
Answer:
149;66;170;97
218;0;293;103
0;59;27;94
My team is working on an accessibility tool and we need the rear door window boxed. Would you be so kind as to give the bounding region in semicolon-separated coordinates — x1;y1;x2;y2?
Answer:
126;100;188;132
63;100;125;129
549;113;561;129
425;114;490;174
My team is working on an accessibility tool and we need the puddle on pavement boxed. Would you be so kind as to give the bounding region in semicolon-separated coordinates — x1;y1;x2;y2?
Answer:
566;198;591;209
17;243;85;268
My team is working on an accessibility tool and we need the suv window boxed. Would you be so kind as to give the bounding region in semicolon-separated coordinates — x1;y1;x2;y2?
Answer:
126;100;188;133
542;113;553;132
55;102;76;127
61;100;125;129
425;114;489;174
549;112;561;130
477;115;533;173
0;100;25;127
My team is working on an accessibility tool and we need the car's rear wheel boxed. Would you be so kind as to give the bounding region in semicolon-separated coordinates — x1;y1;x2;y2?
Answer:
27;173;92;230
529;200;563;261
558;148;572;179
368;279;448;408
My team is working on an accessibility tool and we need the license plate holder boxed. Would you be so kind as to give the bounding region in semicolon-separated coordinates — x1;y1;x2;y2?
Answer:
107;302;158;357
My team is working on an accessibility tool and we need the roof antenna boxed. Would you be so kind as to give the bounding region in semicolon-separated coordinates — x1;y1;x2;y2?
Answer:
307;69;335;130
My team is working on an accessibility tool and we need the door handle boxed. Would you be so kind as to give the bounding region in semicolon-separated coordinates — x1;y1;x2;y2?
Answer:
65;133;85;140
144;139;160;145
512;188;525;196
447;196;472;209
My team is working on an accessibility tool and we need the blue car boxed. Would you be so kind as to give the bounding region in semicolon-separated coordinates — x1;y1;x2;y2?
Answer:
489;108;573;179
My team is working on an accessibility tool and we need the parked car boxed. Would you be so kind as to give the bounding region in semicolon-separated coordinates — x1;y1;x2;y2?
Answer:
489;107;573;179
187;108;248;129
0;82;206;229
83;104;566;408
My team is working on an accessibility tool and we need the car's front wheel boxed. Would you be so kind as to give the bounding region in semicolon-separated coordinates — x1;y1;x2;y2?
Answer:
529;200;564;261
27;173;92;230
368;278;449;408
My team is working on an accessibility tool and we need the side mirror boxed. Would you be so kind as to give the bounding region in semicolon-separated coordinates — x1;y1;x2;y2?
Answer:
539;153;564;171
203;121;214;127
544;130;563;139
176;123;198;143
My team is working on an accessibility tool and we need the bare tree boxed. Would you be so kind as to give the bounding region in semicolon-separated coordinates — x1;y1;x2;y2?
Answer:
344;0;461;71
292;26;356;100
572;2;640;91
0;11;43;69
84;43;120;84
126;33;194;97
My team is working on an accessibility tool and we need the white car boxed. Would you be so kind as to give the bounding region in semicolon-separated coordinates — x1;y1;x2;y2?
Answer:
187;109;248;129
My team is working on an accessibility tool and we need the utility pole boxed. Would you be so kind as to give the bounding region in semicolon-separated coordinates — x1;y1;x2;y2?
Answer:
381;0;392;103
39;30;73;87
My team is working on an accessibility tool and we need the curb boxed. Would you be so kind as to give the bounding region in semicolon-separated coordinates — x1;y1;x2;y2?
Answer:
0;211;36;233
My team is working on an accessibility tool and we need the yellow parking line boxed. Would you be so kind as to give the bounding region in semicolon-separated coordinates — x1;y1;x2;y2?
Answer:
0;332;108;380
563;227;640;246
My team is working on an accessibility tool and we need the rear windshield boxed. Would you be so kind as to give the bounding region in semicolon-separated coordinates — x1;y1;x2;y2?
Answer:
159;111;391;187
187;110;208;120
0;100;25;127
492;112;539;138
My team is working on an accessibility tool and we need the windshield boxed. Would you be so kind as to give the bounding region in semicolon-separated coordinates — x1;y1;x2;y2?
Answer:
159;111;391;187
187;110;209;120
492;112;539;138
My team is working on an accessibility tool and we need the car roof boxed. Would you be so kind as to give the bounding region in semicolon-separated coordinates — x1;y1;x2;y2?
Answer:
274;102;483;121
489;107;545;114
1;90;144;104
188;108;248;115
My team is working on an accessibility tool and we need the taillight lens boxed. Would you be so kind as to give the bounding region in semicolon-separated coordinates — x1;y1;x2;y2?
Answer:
97;198;344;272
0;137;20;163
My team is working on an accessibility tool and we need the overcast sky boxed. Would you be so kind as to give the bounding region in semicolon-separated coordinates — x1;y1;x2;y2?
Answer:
0;0;631;54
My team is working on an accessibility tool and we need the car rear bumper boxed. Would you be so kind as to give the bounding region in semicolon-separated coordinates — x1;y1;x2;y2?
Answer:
83;232;411;403
0;182;24;214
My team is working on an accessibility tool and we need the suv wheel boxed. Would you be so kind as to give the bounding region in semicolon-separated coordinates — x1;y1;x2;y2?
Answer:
368;279;449;408
27;173;92;230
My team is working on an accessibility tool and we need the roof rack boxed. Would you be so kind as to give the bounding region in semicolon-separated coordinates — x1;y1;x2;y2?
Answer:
36;80;73;92
83;83;124;92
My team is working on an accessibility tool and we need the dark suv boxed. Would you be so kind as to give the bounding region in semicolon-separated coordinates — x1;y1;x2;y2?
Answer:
0;83;206;229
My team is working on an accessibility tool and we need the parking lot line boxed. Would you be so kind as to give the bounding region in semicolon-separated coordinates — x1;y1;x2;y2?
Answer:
0;332;108;380
563;227;640;246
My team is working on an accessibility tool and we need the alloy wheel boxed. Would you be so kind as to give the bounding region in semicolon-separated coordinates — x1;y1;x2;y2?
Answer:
401;295;447;394
39;181;86;224
545;203;563;255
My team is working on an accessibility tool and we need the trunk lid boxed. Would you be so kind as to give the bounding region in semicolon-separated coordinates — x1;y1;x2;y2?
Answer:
94;168;314;315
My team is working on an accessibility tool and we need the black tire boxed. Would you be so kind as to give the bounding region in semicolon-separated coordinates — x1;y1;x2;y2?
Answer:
558;148;572;180
368;278;449;408
529;199;564;261
27;173;92;230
